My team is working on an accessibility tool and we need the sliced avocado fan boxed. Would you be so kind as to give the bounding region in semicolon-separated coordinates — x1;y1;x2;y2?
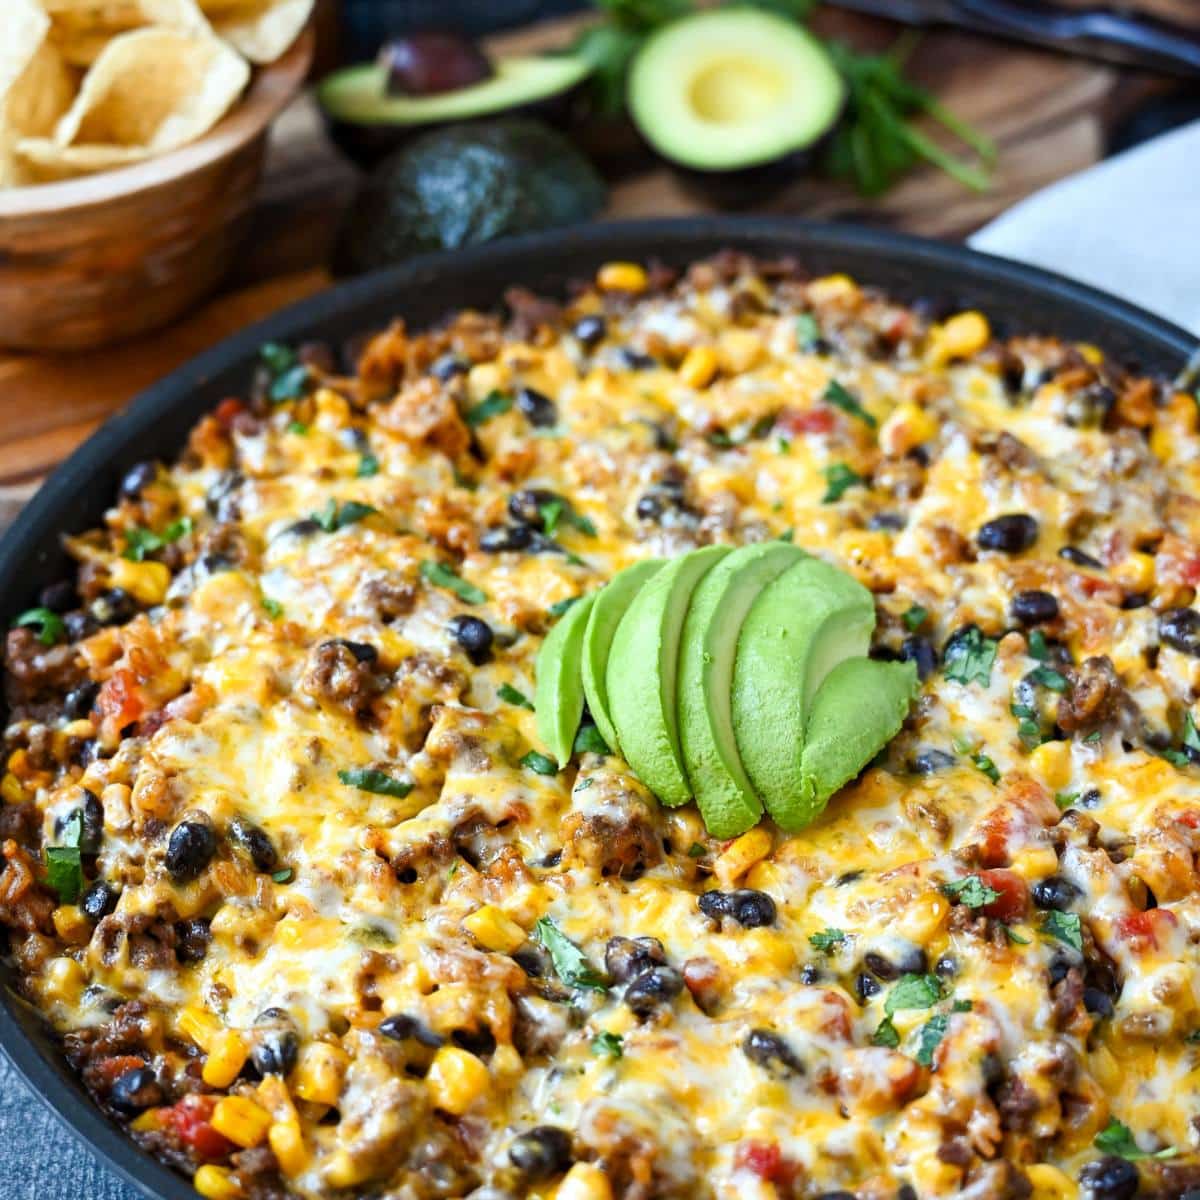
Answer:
606;544;730;806
581;558;664;755
677;542;807;839
797;657;919;821
534;593;595;768
731;558;875;831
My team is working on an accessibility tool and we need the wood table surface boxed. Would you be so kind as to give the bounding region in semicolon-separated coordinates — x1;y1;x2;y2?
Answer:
0;8;1163;526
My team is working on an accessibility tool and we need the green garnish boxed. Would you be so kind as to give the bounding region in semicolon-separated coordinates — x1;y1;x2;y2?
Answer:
1029;665;1069;693
902;604;928;632
795;313;821;350
1184;713;1200;757
885;974;942;1015
940;875;999;909
420;560;487;604
1083;729;1102;744
914;1013;949;1067
357;452;380;478
261;595;283;620
272;868;293;884
824;380;876;428
591;1031;624;1060
13;607;66;647
573;725;611;756
123;516;192;562
521;750;559;776
1094;1118;1176;1161
687;842;706;858
777;437;792;454
1054;791;1079;810
260;341;295;375
1041;910;1083;953
312;499;378;532
971;752;1000;784
337;767;413;798
548;596;580;618
808;928;847;953
286;420;308;435
1002;924;1031;945
1027;629;1048;661
44;846;82;904
534;917;607;991
269;365;310;404
465;390;513;427
822;462;864;503
539;499;565;537
871;1017;900;1048
943;626;997;686
497;683;534;710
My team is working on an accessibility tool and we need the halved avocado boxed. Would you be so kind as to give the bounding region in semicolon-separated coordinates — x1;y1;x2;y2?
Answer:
606;545;730;807
798;658;919;820
319;54;592;166
626;9;845;173
581;559;664;756
732;558;875;832
677;542;807;839
535;593;596;768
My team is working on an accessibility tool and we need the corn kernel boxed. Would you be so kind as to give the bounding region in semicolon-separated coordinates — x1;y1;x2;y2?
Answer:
313;387;350;423
291;1041;350;1107
324;1150;371;1189
211;1096;271;1149
714;827;772;886
597;262;647;294
130;1108;163;1133
1009;844;1059;883
716;329;763;374
426;1045;490;1115
1027;1163;1078;1200
52;905;91;944
927;311;990;366
1089;1044;1121;1091
108;558;170;606
1112;552;1155;593
178;1006;223;1052
463;904;526;954
268;1121;309;1176
1149;425;1175;462
62;718;96;740
678;346;719;389
1076;343;1104;367
0;773;25;804
42;955;85;1003
194;1165;242;1200
202;1031;248;1089
490;1043;523;1086
896;891;949;944
557;1162;614;1200
1029;741;1071;792
879;402;937;457
808;273;858;304
1167;391;1199;433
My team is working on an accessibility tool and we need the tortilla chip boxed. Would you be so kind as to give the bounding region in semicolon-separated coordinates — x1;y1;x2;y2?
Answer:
51;27;249;153
45;0;210;66
13;135;149;180
196;0;312;63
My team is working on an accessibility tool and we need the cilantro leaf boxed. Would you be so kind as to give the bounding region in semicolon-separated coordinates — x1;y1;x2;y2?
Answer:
548;596;580;618
915;1013;949;1067
44;846;82;904
871;1017;900;1047
591;1031;624;1060
270;364;310;404
943;625;997;686
13;607;66;646
940;875;1000;909
272;868;293;884
497;683;534;711
123;516;192;562
539;499;565;537
420;560;487;604
687;842;706;858
1029;665;1069;693
885;973;943;1015
824;380;877;428
1184;713;1200;758
521;750;559;776
1027;629;1048;661
465;390;513;428
1054;791;1079;811
822;462;864;504
261;595;283;620
1002;924;1031;945
1041;910;1083;953
808;928;847;953
534;917;607;991
971;752;1000;784
1094;1118;1176;1161
573;725;611;756
259;341;296;375
357;452;380;478
796;313;821;351
338;767;413;798
903;604;928;632
311;499;378;532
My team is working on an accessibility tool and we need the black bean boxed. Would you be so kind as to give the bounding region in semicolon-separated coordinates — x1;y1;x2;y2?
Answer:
868;512;906;531
39;580;78;614
448;614;493;665
1078;1156;1139;1200
1031;876;1080;911
251;1028;299;1077
61;681;99;723
379;1013;445;1048
1011;590;1059;625
635;494;663;521
618;347;657;370
509;488;560;528
119;461;158;500
864;951;899;981
835;870;863;886
229;818;277;873
977;513;1038;554
64;612;99;642
900;636;937;680
1082;987;1114;1017
895;945;928;974
572;315;606;348
175;917;211;964
319;638;378;663
912;749;956;775
515;386;557;427
430;354;469;382
799;964;822;984
205;471;243;520
742;1028;804;1074
980;1053;1005;1089
452;1026;496;1056
109;1066;161;1114
855;972;881;1003
509;1126;573;1181
1121;592;1150;610
81;881;119;923
1159;608;1200;657
1059;545;1102;569
200;554;234;575
897;1187;919;1200
1047;955;1072;986
90;589;137;626
165;818;216;882
281;517;321;539
624;965;683;1017
479;525;533;553
699;889;776;927
816;1193;856;1200
80;789;104;853
604;936;665;984
934;954;958;978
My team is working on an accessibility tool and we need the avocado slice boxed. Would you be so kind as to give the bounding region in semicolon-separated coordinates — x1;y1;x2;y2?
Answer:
581;559;664;756
535;593;596;768
731;558;875;831
318;55;592;166
627;9;845;172
606;545;730;807
797;658;919;821
676;543;807;839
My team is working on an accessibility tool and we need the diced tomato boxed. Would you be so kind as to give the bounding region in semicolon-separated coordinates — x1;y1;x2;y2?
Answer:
978;869;1028;922
94;1055;146;1090
775;406;836;437
976;812;1012;868
96;668;147;731
1182;554;1200;587
1176;810;1200;829
165;1094;233;1161
1115;908;1177;952
734;1140;797;1186
213;398;245;428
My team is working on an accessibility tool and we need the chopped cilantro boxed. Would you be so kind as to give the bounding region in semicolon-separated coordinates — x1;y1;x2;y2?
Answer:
521;750;558;776
822;462;864;504
776;528;795;543
940;875;1000;909
943;626;997;686
272;868;293;885
687;842;706;858
357;452;380;478
1159;747;1190;768
871;1017;900;1048
824;380;877;428
338;768;413;798
574;777;594;791
261;595;283;620
1029;665;1069;693
44;846;82;904
465;390;513;427
1094;1118;1176;1161
534;917;607;991
123;516;192;562
796;313;821;350
1027;629;1048;661
903;604;928;632
915;1013;949;1067
885;974;943;1016
312;499;378;532
539;499;564;536
260;341;295;375
1083;729;1102;744
952;999;973;1013
777;437;792;454
1002;924;1031;945
1041;910;1083;953
573;725;610;756
548;596;579;618
971;752;1000;784
13;607;65;647
591;1031;624;1060
1054;791;1079;810
808;928;847;954
269;364;310;404
420;560;487;604
707;429;734;449
497;683;534;710
1016;717;1043;748
286;420;308;435
1184;713;1200;757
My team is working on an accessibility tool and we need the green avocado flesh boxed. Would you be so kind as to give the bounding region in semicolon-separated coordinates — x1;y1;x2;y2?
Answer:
798;658;919;819
318;56;591;126
677;543;807;839
535;593;596;767
732;558;875;831
627;9;845;172
606;545;730;807
581;559;664;756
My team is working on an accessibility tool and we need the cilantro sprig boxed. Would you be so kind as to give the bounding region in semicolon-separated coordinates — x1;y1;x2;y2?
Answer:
13;607;65;647
534;917;608;991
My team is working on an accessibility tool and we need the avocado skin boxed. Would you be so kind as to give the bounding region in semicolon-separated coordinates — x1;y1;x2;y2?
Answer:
337;119;606;275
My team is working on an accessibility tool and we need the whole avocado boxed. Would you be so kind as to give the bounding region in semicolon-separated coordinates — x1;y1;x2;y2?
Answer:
337;118;606;273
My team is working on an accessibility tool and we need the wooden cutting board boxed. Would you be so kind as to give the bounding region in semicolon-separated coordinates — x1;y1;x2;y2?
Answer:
0;8;1161;520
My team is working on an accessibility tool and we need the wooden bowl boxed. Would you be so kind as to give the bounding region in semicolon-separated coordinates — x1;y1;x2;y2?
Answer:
0;28;314;353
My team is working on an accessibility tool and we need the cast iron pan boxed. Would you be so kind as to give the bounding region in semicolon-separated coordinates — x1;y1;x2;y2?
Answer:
0;217;1195;1200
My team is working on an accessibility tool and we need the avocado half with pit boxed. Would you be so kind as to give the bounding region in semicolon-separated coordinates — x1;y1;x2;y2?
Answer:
319;53;593;167
627;8;845;179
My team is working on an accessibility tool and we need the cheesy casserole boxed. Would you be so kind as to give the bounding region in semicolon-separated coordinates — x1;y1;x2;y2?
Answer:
3;253;1200;1200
